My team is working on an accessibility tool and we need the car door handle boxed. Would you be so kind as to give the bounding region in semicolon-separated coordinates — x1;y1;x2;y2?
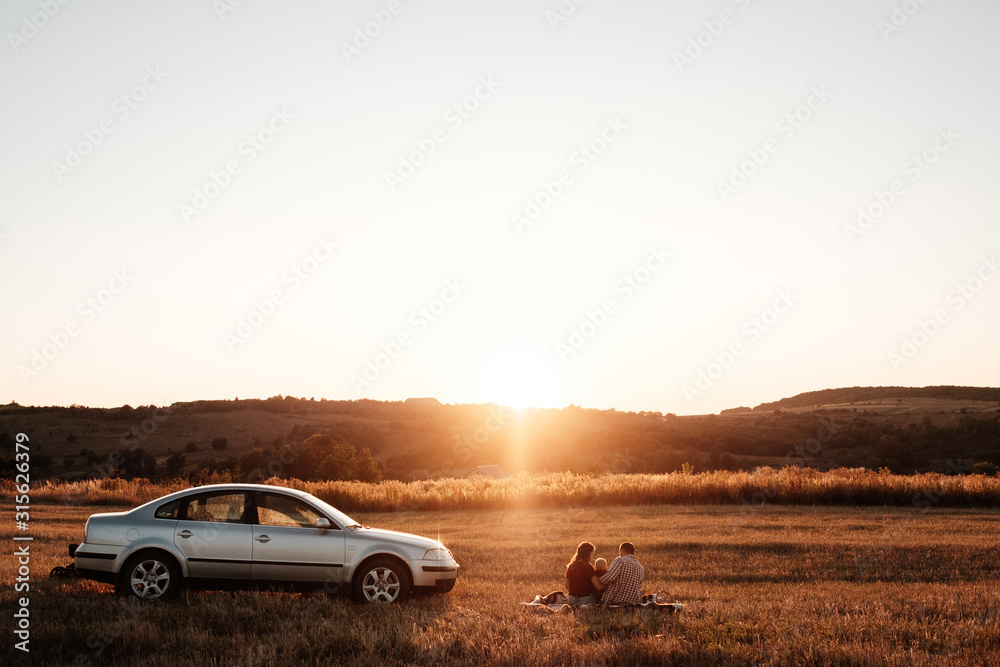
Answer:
255;535;270;543
177;530;193;539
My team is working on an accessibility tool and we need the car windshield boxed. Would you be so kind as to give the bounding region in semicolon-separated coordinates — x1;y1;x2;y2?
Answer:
302;494;359;528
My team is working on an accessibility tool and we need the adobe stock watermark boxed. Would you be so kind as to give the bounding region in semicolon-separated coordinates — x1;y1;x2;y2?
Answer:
683;288;798;403
725;418;844;535
12;432;31;654
384;75;500;192
716;85;832;203
545;0;591;31
350;278;467;391
411;406;513;482
877;0;932;40
555;246;670;362
69;586;145;664
853;463;972;578
785;417;843;468
213;0;248;21
887;254;998;372
179;107;294;223
512;116;627;234
118;404;173;451
224;236;338;351
340;0;411;63
843;126;958;243
673;0;756;73
17;270;134;384
88;404;175;481
51;65;169;183
242;443;307;484
7;0;72;54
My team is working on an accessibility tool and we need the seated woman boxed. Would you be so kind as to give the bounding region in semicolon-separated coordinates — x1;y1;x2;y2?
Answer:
565;541;605;606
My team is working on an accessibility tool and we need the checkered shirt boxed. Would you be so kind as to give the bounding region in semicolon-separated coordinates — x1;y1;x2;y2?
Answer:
599;554;644;606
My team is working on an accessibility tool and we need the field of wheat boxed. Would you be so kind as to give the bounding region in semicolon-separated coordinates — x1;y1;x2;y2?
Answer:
3;496;999;666
9;467;1000;513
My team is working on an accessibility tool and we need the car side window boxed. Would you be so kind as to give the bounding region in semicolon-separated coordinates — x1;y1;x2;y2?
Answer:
183;492;248;524
257;493;332;529
155;499;181;519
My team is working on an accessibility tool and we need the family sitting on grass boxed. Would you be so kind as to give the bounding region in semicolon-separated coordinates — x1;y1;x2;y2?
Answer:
564;541;644;607
525;540;681;613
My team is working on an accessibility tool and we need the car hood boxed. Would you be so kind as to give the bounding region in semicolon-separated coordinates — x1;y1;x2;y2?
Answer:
346;526;445;552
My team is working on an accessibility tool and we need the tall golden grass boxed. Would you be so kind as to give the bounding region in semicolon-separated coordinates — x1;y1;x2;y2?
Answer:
9;467;1000;511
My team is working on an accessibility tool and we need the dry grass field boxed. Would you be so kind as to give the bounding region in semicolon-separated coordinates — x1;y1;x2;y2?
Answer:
3;500;1000;666
12;467;1000;512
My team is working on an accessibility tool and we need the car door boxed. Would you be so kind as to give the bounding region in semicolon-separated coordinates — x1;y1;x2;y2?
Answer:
173;491;253;579
250;491;346;584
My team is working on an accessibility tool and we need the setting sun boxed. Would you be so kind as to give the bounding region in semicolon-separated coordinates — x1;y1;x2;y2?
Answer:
479;352;561;409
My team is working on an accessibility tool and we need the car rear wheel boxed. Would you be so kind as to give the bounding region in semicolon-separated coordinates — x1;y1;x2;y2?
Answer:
118;553;181;601
353;557;411;604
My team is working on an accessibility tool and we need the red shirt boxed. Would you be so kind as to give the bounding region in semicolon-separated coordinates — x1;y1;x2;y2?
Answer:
566;560;597;596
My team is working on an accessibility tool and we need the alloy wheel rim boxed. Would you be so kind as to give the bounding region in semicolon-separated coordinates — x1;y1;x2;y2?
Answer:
362;567;400;602
130;560;170;599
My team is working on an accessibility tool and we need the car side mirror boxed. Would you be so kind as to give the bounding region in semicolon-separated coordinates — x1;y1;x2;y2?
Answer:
316;518;331;529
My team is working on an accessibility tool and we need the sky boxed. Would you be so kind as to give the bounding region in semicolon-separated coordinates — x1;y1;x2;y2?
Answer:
1;0;998;416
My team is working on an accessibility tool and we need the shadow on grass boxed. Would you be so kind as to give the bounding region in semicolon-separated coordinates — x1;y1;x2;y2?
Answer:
571;605;683;641
32;579;455;666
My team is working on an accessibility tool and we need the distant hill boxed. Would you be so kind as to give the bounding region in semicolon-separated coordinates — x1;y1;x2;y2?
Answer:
404;397;443;406
2;388;998;482
754;386;1000;411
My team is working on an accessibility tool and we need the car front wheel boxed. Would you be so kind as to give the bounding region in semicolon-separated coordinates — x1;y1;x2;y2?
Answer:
353;557;411;604
118;553;181;601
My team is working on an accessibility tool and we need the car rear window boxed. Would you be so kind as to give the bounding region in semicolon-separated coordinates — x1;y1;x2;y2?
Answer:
184;492;248;524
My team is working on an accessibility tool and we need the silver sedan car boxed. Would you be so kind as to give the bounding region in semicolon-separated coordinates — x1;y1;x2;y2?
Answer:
69;483;458;603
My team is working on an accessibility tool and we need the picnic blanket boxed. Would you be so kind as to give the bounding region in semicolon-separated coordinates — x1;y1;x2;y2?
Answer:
521;591;685;614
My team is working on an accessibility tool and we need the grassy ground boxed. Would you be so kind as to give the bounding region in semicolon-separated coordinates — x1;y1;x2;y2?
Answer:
3;503;1000;666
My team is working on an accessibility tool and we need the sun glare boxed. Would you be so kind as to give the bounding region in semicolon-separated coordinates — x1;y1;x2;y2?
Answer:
480;353;560;409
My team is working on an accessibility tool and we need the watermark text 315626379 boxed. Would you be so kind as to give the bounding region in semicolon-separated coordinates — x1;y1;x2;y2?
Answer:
13;432;32;653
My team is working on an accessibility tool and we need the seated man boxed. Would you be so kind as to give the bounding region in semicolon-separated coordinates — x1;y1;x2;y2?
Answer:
596;542;644;606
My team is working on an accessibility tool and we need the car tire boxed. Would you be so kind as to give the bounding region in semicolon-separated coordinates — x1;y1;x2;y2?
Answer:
352;557;411;604
118;552;181;601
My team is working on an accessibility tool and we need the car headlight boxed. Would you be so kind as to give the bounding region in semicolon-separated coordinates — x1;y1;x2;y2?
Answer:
423;548;452;561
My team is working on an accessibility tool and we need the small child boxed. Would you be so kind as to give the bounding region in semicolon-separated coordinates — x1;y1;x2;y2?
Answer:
593;558;609;602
